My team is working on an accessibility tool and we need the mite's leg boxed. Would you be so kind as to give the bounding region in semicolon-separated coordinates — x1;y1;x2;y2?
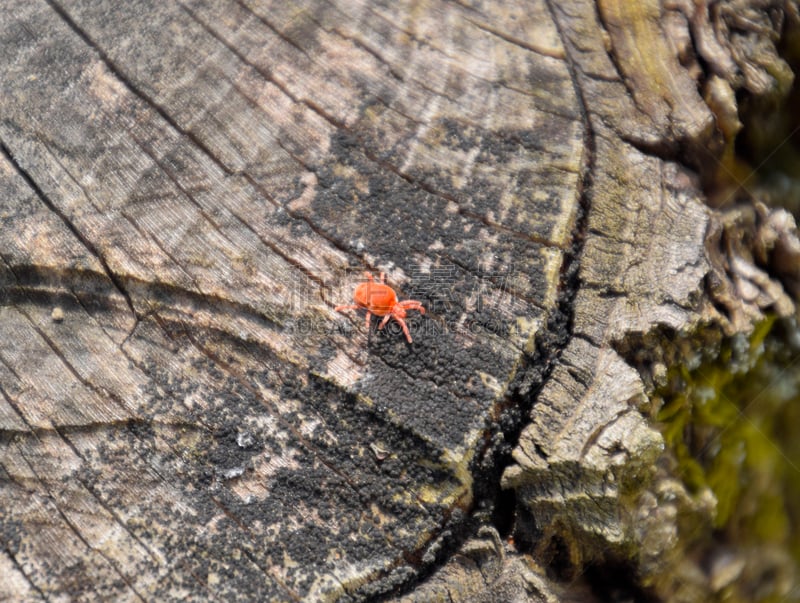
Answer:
394;317;412;343
398;300;425;314
334;304;359;312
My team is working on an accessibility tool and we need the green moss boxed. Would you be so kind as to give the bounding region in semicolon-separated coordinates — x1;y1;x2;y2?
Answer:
655;316;800;570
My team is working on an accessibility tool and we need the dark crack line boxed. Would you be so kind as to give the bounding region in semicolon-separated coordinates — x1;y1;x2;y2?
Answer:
180;1;344;130
579;407;634;459
118;123;333;310
329;25;406;83
174;1;370;264
238;546;303;602
118;207;205;294
0;256;132;321
322;0;577;122
44;0;232;178
571;330;602;349
50;425;165;566
26;320;131;419
232;0;311;60
173;557;214;597
66;269;144;356
359;145;569;252
0;538;48;602
478;0;598;560
14;445;148;602
38;137;106;215
0;140;137;319
462;15;567;61
542;0;595;273
5;280;138;425
0;378;39;440
557;354;594;391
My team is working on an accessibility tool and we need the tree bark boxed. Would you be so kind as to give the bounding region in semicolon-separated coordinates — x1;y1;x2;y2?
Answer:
1;1;798;601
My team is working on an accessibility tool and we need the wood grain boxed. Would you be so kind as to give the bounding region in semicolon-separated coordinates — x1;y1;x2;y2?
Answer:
1;0;797;601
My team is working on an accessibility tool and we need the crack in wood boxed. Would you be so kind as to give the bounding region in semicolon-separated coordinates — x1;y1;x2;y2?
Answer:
178;1;347;131
0;542;48;601
359;145;570;252
0;266;285;334
15;302;137;419
0;376;33;436
0;0;646;599
329;26;407;84
233;0;311;59
14;443;149;602
118;207;206;297
462;16;567;61
46;0;360;293
0;417;206;438
44;0;234;179
0;140;138;320
49;424;166;565
238;544;304;602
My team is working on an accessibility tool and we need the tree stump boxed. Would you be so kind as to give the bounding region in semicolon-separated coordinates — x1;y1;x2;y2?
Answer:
1;1;798;601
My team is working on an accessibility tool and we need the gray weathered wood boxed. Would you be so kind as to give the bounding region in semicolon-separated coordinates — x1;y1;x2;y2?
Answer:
1;0;578;600
1;0;798;601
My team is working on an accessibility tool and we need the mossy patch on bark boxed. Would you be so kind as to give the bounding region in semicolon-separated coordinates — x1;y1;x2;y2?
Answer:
653;316;800;602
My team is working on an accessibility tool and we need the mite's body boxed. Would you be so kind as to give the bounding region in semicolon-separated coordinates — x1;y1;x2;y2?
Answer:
335;272;425;343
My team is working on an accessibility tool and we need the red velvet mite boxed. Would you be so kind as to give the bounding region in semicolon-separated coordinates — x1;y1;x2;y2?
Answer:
335;272;425;343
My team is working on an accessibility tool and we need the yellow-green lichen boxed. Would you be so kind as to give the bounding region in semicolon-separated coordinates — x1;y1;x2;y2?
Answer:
653;316;800;600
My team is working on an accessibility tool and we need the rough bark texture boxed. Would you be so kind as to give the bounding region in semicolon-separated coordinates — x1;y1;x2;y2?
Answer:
0;1;798;602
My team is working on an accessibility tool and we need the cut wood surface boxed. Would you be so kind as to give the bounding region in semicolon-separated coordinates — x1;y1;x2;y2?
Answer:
1;1;798;602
